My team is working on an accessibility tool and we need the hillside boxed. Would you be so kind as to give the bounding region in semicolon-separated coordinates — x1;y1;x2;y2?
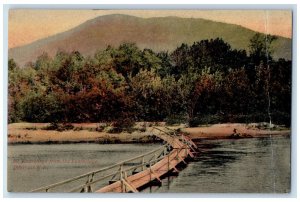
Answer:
9;14;292;66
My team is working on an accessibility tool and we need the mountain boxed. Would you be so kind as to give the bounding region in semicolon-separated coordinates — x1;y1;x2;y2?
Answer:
9;14;292;66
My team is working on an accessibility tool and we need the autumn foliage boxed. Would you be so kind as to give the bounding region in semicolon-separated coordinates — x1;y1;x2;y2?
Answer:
8;36;291;126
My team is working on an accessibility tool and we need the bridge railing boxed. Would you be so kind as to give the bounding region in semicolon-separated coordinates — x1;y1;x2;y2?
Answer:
30;143;170;193
30;127;196;193
151;127;197;151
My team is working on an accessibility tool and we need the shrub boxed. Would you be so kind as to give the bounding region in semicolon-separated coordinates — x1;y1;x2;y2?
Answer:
109;118;135;133
96;124;106;132
43;122;60;130
43;122;74;131
165;115;186;125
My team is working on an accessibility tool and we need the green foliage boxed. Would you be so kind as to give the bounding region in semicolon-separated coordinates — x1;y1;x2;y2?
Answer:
113;43;144;78
20;92;61;122
249;33;278;65
8;58;18;71
8;36;291;126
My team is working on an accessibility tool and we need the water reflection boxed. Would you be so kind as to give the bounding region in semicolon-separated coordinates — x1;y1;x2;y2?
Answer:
142;136;290;193
255;137;272;147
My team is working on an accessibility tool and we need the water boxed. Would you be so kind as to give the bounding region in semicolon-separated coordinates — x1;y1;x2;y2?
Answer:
142;136;291;193
7;143;160;192
7;136;290;193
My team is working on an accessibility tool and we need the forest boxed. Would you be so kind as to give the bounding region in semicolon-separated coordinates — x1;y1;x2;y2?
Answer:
8;34;291;128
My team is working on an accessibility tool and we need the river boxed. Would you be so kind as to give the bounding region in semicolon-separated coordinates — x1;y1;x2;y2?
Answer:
7;136;290;193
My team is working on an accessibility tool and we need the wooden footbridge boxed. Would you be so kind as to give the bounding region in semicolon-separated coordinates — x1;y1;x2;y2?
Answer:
30;127;198;193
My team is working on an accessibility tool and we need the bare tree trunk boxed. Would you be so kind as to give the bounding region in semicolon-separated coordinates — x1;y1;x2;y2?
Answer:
266;64;273;128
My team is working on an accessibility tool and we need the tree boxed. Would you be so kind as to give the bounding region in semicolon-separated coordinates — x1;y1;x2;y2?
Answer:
7;39;291;127
8;59;20;122
129;69;166;120
156;51;173;77
20;92;61;122
8;58;18;72
268;59;291;126
177;68;217;126
8;63;29;122
249;33;278;127
113;43;144;78
170;43;193;77
221;68;252;116
249;33;278;65
34;52;51;71
94;46;116;70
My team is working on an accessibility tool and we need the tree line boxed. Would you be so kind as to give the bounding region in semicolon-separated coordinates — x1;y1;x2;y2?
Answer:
8;34;291;127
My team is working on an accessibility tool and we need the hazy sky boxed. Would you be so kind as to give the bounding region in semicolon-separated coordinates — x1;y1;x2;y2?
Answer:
9;9;292;48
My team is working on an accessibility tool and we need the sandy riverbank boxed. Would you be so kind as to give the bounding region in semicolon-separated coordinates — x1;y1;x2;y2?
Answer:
182;123;290;140
7;123;290;144
7;123;159;144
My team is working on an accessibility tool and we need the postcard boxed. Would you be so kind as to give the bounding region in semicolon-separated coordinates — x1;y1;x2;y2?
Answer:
7;9;291;193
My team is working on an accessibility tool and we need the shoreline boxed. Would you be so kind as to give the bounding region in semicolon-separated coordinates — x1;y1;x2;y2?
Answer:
8;123;290;145
182;123;290;140
8;139;163;145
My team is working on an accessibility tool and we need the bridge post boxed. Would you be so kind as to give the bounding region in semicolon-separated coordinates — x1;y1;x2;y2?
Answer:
121;180;124;192
142;156;145;171
87;173;94;192
149;165;152;182
120;164;123;180
167;152;170;171
124;169;127;179
120;164;125;192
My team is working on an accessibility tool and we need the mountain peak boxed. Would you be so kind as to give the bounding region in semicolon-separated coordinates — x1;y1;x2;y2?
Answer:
9;15;291;66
